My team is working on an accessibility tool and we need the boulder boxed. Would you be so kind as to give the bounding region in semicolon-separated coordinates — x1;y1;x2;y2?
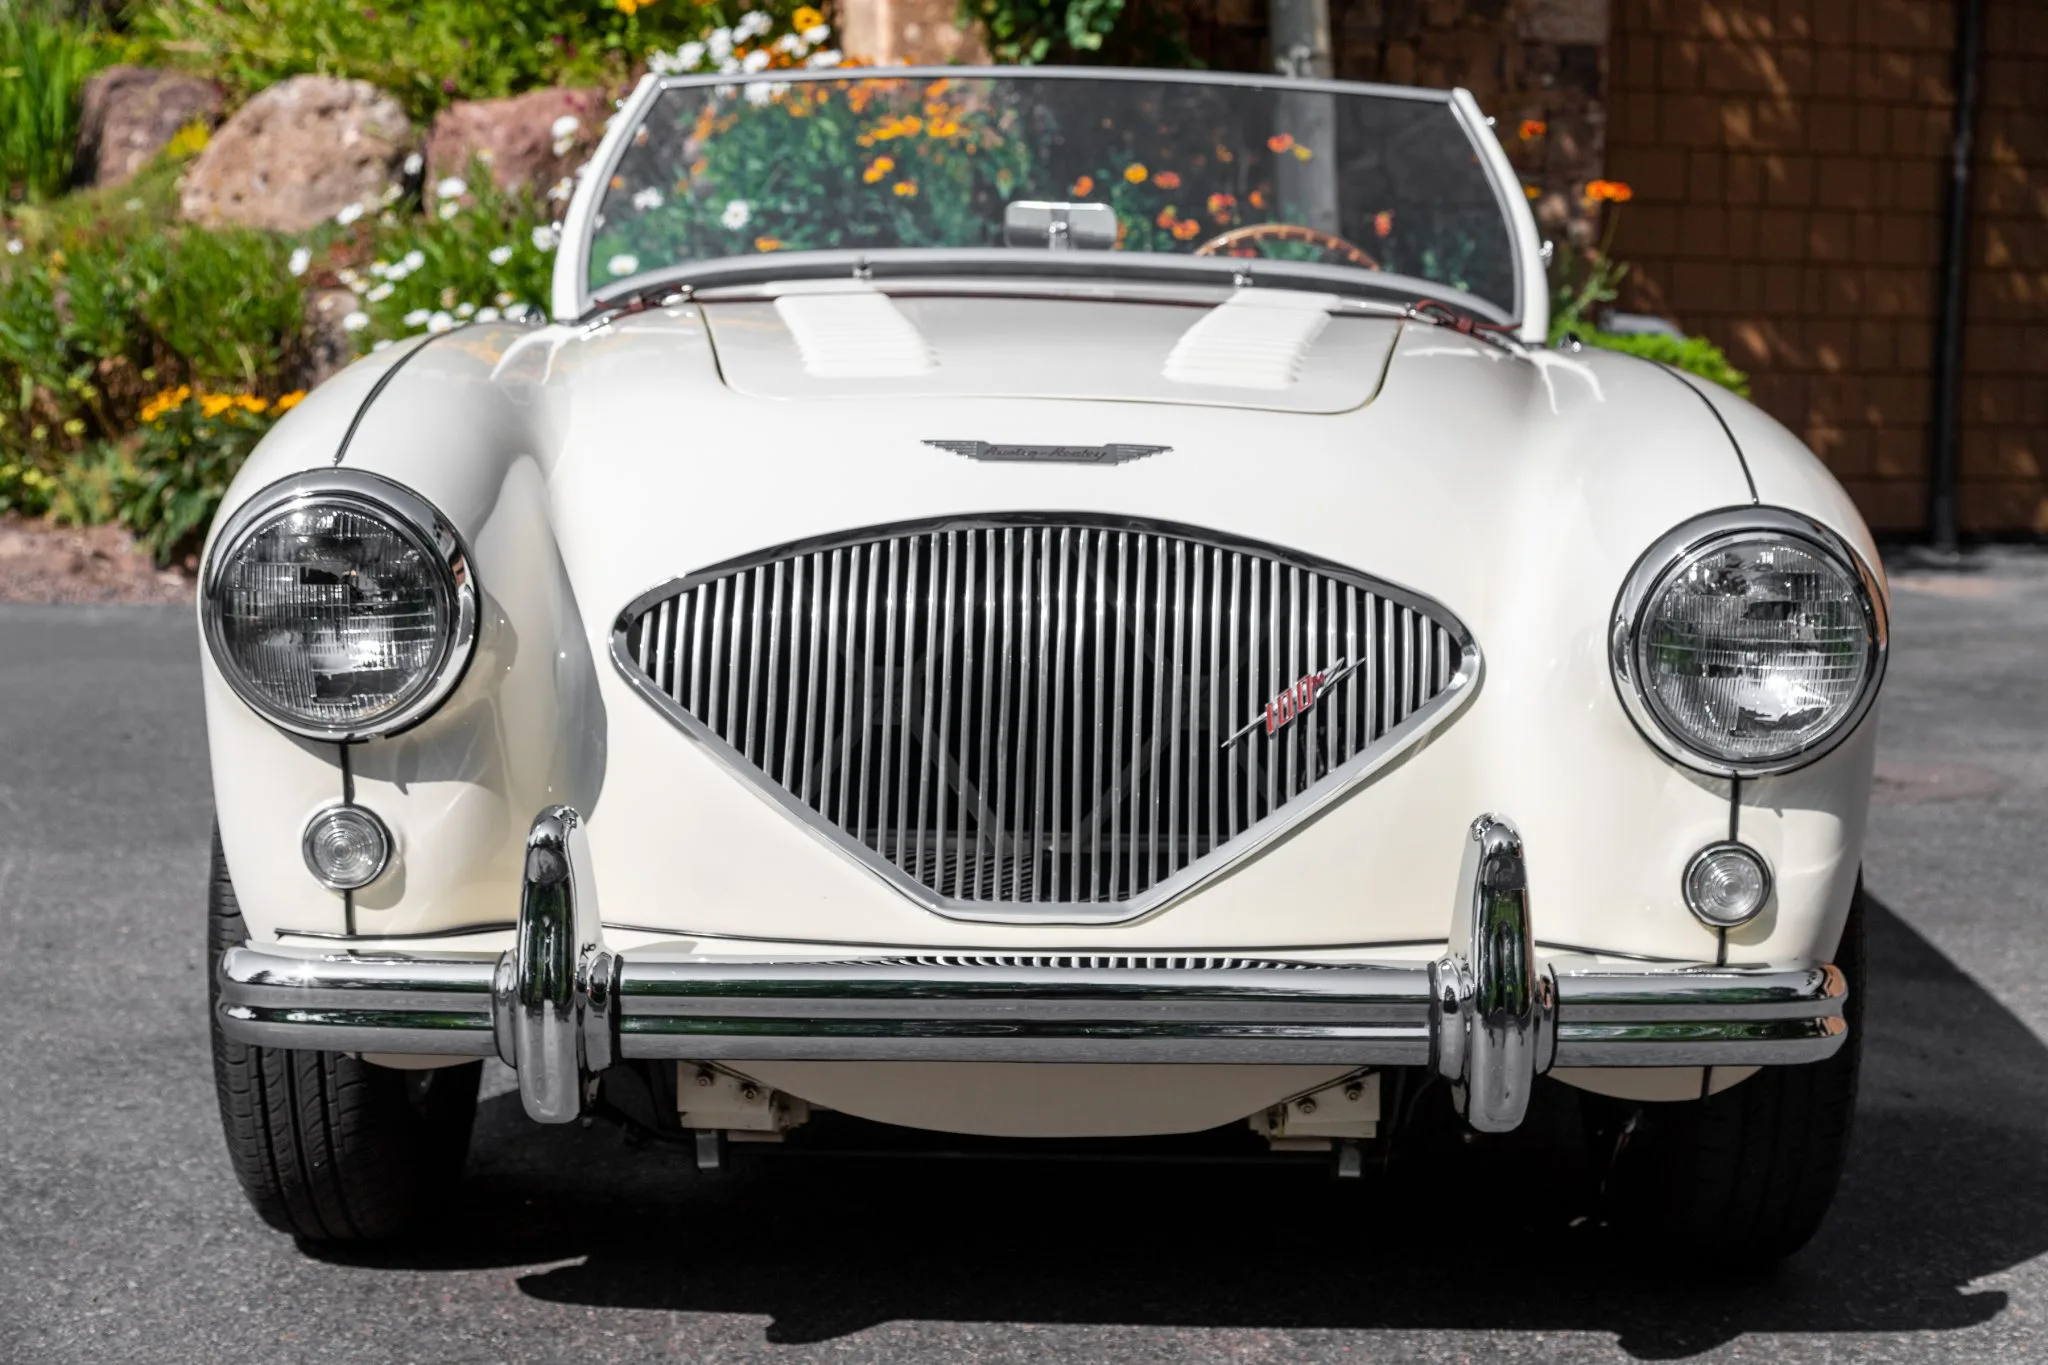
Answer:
426;87;608;197
181;76;413;232
75;66;222;188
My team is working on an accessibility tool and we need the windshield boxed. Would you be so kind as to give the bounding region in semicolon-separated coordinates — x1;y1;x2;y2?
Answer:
583;71;1520;318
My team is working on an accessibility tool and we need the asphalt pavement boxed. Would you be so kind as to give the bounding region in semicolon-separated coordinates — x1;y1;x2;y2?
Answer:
3;548;2046;1364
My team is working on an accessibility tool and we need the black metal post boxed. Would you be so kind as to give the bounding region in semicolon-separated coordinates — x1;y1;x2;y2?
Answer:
1927;0;1986;553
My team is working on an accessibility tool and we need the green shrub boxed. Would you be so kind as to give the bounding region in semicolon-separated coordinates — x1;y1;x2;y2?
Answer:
117;385;304;563
132;0;755;119
0;3;105;203
315;165;556;347
1574;328;1751;398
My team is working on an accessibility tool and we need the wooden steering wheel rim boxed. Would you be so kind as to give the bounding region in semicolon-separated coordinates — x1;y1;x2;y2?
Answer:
1191;222;1380;270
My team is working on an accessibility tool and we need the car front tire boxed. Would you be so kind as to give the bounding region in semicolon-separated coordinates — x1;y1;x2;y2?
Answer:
207;826;481;1242
1584;880;1866;1262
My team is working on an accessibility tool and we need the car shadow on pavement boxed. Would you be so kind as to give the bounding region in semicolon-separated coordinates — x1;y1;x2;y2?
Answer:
311;896;2048;1359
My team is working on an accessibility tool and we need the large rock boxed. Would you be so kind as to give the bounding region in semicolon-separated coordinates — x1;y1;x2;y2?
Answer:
426;87;608;196
181;76;413;231
75;66;222;188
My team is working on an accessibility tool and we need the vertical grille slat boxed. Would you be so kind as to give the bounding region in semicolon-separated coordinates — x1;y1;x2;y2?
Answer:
617;519;1472;918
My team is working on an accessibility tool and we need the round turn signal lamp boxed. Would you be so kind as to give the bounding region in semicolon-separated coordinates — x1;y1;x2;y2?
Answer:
302;804;392;891
1683;842;1772;928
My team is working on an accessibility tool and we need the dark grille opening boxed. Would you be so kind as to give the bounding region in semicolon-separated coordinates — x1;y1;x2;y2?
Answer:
617;520;1473;916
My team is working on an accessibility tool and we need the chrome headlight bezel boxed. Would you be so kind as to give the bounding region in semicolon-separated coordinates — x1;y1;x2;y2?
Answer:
1611;507;1888;778
201;470;480;741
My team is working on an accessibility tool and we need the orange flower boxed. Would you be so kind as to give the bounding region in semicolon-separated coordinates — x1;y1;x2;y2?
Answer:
863;155;895;184
754;236;784;251
1123;162;1147;184
1155;206;1177;228
1583;178;1634;204
1524;184;1541;200
1215;143;1234;162
1249;188;1266;208
1373;210;1393;238
1266;132;1294;154
1070;174;1095;197
927;118;961;138
1153;170;1181;190
925;77;951;97
1206;191;1236;223
1171;217;1202;241
893;180;918;197
1519;118;1547;141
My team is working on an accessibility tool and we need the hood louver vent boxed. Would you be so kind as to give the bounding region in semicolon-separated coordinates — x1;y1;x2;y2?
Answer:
614;517;1478;925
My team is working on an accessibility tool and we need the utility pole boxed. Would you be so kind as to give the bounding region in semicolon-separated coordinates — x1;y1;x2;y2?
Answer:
1270;0;1339;234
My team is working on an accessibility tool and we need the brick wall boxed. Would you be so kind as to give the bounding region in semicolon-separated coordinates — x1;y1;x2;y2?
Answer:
1607;0;2046;537
1964;1;2048;535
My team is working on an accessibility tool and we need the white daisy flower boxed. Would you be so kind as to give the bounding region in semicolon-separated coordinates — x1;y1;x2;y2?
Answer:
455;302;476;318
342;311;370;332
426;310;455;333
551;114;580;140
706;27;733;62
677;40;706;68
742;48;771;72
402;308;431;327
438;200;460;220
335;202;365;226
476;306;501;323
607;254;640;277
547;176;574;201
488;245;514;266
721;199;752;230
6;239;24;255
807;49;842;67
403;151;423;177
774;32;804;54
403;250;426;271
495;290;515;306
631;186;663;210
436;176;467;200
287;247;312;276
736;10;772;38
366;282;395;302
803;23;831;44
504;302;532;321
532;224;561;251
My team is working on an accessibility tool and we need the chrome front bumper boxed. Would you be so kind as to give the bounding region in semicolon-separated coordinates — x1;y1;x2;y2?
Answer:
217;809;1849;1133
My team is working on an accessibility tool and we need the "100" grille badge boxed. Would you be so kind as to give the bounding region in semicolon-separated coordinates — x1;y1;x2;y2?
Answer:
1221;657;1366;750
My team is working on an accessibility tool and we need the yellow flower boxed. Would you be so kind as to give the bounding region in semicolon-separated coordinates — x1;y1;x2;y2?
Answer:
615;0;644;14
199;393;234;418
754;236;784;252
273;391;307;414
1123;163;1147;184
862;155;895;184
793;5;824;30
1524;184;1541;199
893;180;918;197
1292;144;1312;161
236;394;269;413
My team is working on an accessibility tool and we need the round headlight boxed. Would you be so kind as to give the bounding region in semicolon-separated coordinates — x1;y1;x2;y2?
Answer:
1613;509;1886;776
203;472;478;739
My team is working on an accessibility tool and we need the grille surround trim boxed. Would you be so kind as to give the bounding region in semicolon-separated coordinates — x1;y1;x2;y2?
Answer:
610;514;1482;926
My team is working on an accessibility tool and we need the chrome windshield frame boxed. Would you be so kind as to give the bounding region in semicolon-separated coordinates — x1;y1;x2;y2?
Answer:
552;66;1545;335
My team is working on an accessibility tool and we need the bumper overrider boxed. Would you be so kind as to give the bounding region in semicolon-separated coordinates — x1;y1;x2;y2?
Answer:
217;810;1848;1133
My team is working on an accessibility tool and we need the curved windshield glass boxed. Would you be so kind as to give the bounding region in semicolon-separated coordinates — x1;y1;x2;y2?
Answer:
586;72;1519;317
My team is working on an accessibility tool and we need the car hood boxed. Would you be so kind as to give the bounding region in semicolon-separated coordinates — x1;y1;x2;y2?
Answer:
698;285;1400;414
501;295;1753;632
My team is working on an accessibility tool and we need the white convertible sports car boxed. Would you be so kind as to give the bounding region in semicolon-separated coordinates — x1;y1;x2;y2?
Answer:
204;68;1885;1256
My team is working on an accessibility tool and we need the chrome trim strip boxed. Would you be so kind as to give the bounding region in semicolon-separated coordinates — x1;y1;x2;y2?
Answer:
1609;506;1889;779
200;469;481;742
609;514;1482;927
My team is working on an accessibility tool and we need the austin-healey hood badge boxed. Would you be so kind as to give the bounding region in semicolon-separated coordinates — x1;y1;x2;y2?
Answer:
925;440;1169;465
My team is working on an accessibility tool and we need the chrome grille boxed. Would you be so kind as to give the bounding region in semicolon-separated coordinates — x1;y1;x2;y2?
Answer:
614;518;1477;923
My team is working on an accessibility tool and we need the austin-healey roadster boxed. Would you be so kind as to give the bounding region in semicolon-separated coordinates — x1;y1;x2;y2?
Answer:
203;67;1884;1255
